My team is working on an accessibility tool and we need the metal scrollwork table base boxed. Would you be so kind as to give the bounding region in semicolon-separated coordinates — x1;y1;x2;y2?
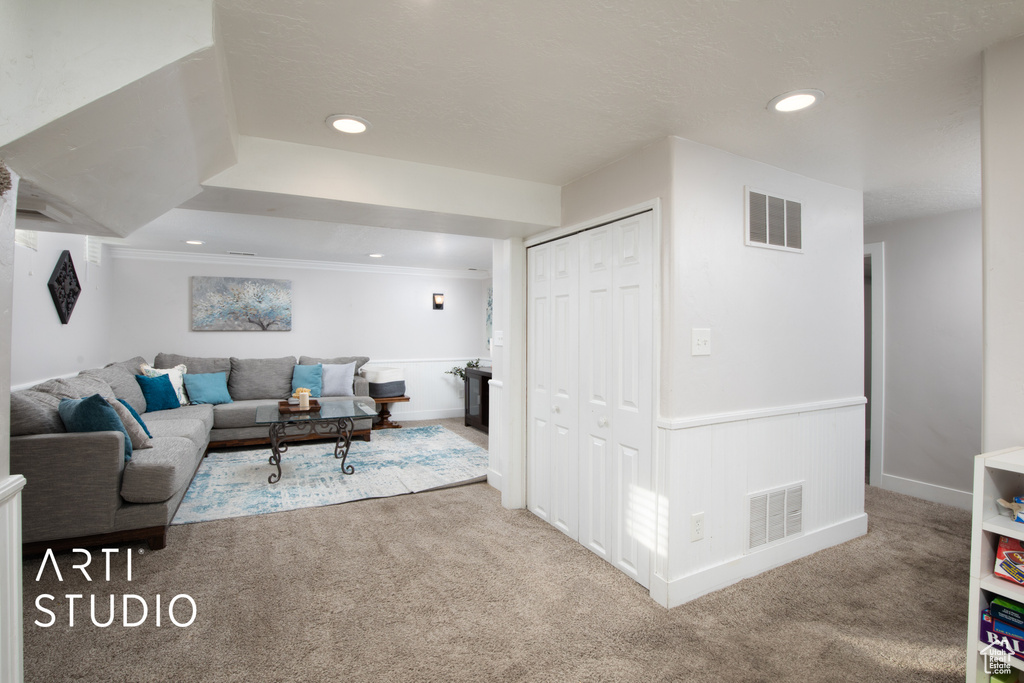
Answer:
254;399;377;485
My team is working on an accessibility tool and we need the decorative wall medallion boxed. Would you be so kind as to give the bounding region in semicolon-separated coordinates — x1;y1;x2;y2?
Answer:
48;250;82;324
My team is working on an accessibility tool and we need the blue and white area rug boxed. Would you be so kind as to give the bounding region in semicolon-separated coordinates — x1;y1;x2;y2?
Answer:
172;425;487;524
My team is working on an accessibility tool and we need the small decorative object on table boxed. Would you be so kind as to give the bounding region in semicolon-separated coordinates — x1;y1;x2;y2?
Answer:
280;389;319;413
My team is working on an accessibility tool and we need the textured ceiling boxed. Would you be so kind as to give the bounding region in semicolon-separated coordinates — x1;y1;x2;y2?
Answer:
216;0;1024;225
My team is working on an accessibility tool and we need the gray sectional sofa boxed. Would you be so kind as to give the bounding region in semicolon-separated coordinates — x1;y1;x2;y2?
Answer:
9;353;373;553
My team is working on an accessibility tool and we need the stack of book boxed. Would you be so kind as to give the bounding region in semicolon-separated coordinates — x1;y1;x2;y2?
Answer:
982;596;1024;671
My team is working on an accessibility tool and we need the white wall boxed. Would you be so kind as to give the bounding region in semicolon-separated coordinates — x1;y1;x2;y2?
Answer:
104;252;489;363
10;230;114;386
560;135;866;606
10;231;492;420
1;172;18;474
1;168;25;683
864;209;982;501
983;35;1024;452
666;137;864;418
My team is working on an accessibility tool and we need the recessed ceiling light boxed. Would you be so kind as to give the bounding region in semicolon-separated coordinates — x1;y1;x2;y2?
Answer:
368;253;384;258
326;114;371;134
184;240;205;245
767;89;824;113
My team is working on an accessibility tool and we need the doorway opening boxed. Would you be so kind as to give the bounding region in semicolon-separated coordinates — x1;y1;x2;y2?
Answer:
864;243;885;487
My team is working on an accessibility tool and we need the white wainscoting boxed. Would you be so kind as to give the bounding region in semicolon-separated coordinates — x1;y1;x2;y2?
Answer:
1;475;26;683
487;379;504;489
366;358;488;422
651;399;868;608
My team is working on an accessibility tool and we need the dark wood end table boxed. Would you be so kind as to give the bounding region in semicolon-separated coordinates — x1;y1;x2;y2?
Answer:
373;395;410;430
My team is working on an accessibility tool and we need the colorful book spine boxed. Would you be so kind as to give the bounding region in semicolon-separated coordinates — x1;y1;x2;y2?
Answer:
982;609;1024;662
994;598;1024;629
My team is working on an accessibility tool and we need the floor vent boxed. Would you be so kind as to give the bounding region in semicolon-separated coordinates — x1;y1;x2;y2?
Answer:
746;187;802;252
747;482;803;552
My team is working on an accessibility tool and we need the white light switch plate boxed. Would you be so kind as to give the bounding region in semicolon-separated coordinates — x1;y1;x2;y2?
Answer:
691;328;711;356
493;331;504;347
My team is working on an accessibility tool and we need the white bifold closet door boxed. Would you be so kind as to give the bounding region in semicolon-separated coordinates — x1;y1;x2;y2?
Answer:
527;211;654;588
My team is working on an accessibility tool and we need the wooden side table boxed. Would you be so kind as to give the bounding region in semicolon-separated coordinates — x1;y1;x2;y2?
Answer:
372;395;410;430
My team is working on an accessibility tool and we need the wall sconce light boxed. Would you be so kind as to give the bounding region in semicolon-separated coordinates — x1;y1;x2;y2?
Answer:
433;293;445;310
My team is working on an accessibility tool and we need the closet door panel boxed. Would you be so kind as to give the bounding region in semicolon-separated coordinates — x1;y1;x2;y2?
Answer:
608;214;654;588
527;246;552;522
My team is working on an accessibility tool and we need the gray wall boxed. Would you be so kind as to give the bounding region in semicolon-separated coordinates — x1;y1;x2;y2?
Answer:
864;208;982;496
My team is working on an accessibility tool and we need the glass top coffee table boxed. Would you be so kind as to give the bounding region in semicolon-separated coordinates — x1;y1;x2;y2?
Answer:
254;398;378;484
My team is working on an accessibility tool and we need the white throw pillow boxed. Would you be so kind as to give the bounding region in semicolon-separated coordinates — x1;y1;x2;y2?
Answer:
140;363;189;405
321;362;356;397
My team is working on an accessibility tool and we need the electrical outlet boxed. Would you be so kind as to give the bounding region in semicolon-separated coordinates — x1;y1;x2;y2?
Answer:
691;328;711;356
691;512;704;542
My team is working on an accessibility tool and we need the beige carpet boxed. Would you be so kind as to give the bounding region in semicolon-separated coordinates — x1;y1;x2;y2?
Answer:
22;477;969;682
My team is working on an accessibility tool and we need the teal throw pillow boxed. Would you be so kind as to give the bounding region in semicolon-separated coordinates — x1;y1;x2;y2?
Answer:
292;364;323;398
58;394;133;461
117;398;152;438
183;372;233;405
134;373;181;412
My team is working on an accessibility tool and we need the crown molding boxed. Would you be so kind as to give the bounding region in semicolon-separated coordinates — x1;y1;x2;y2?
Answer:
107;247;491;279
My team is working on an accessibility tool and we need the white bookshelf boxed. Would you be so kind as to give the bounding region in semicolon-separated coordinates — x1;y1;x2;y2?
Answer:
968;447;1024;682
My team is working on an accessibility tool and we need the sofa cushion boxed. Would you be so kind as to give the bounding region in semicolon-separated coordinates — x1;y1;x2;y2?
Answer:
142;403;215;432
120;436;199;504
292;364;322;398
183;372;233;405
33;378;82;401
62;375;116;399
10;390;66;436
58;394;133;460
145;418;210;451
299;356;370;373
228;357;296;400
211;399;280;430
80;360;148;414
155;353;231;381
135;374;181;412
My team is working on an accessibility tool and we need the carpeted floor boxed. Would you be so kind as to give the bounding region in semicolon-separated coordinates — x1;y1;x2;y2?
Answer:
22;457;969;682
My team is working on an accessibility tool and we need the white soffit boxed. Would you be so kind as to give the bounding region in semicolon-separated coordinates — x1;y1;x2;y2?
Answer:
197;136;560;234
2;46;237;237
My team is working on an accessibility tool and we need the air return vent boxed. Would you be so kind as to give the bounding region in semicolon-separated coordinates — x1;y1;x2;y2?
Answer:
745;187;802;252
747;482;803;552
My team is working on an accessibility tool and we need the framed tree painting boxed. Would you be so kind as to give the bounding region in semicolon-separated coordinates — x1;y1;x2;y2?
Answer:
191;276;292;331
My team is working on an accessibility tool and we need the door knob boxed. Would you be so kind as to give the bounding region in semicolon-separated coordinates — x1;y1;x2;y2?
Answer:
598;417;608;427
552;406;560;414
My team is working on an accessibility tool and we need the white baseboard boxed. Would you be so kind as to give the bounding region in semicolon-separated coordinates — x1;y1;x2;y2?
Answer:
487;469;503;490
879;473;972;510
650;514;868;608
391;408;464;422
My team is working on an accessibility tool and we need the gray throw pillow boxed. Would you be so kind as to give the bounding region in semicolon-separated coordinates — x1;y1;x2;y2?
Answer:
105;398;154;450
228;356;296;400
